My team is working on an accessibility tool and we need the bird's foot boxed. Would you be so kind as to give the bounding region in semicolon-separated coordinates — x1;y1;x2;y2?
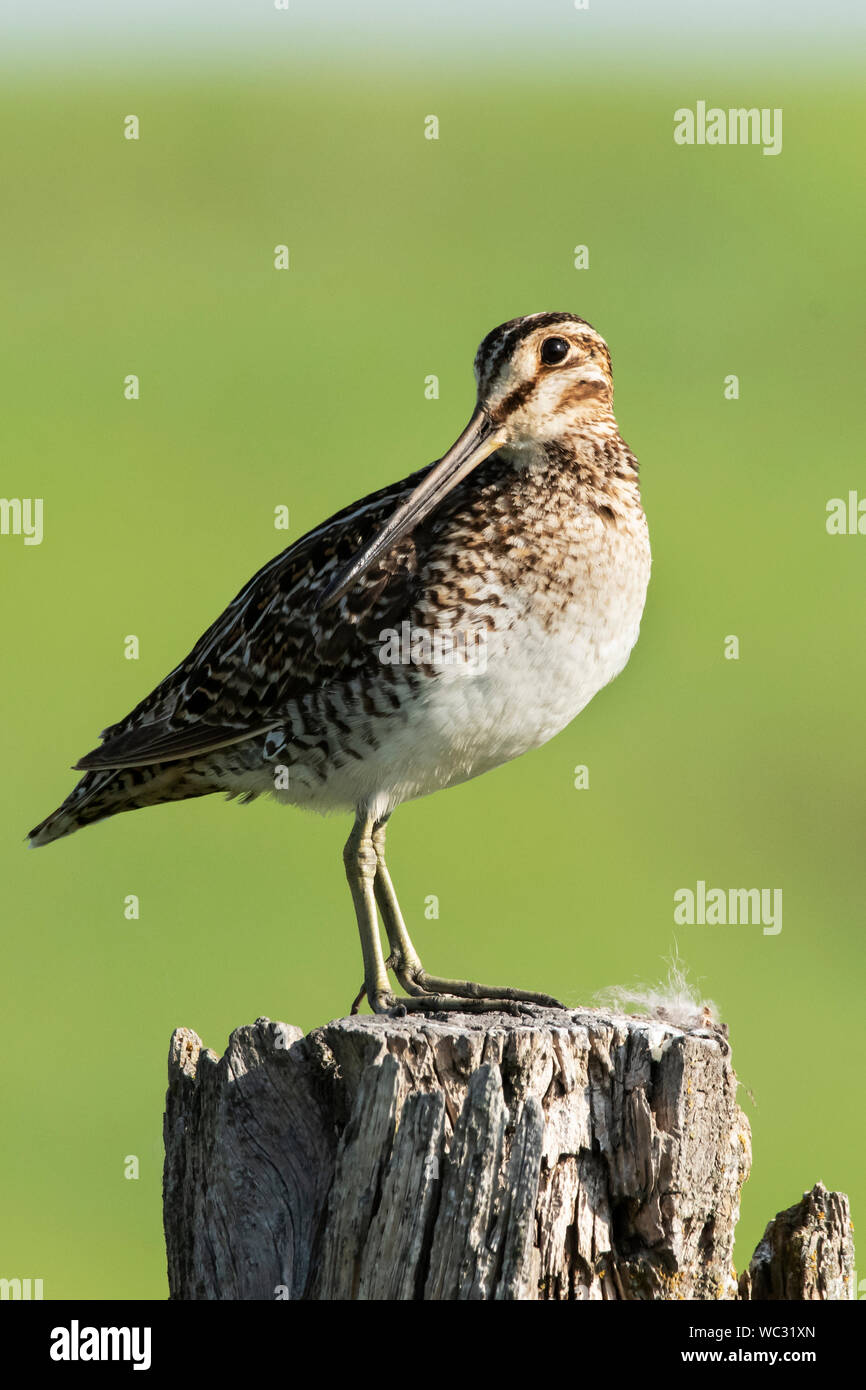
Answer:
350;959;564;1017
350;953;436;1014
351;971;416;1016
399;969;563;1011
386;994;535;1018
351;984;402;1015
349;982;368;1016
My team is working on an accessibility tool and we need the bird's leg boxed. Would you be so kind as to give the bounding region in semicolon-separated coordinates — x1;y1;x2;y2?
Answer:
343;813;397;1014
370;818;437;998
349;953;396;1015
370;817;564;1013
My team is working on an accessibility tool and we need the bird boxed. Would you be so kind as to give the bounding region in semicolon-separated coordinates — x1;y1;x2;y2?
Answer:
29;311;651;1016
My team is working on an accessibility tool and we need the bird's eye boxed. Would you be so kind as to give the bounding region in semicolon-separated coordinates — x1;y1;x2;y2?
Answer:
540;336;570;366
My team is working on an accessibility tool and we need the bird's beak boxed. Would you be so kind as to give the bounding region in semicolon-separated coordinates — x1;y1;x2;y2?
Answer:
319;406;506;609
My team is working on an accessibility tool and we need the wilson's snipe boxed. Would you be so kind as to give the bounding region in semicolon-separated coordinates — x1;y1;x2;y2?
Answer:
30;312;651;1015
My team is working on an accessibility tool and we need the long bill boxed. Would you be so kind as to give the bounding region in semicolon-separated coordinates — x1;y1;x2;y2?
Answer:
318;406;506;610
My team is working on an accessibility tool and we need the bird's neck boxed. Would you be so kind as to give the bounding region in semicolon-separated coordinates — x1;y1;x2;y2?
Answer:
497;421;642;521
499;414;618;470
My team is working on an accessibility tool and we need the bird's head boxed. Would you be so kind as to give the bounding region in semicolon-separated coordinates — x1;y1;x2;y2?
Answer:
320;312;615;609
474;311;614;450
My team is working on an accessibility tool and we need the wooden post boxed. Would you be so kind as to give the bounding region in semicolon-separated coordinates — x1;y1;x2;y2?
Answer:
162;1007;853;1300
739;1183;855;1300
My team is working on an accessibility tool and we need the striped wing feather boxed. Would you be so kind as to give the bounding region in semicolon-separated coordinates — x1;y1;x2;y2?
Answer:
74;466;431;771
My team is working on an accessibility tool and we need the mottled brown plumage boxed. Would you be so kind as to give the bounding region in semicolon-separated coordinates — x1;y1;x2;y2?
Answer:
30;312;650;1017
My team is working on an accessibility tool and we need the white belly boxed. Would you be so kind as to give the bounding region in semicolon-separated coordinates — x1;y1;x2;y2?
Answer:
263;525;652;821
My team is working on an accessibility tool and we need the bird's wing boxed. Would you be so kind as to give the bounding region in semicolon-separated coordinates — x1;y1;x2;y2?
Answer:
73;720;276;770
74;466;433;771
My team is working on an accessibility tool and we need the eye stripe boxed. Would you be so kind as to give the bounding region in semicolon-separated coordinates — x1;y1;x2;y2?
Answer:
489;378;537;424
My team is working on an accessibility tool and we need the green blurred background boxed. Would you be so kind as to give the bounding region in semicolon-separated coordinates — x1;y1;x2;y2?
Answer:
2;1;864;1299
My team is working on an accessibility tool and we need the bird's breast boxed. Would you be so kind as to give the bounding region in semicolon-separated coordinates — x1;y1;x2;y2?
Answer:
405;506;651;768
234;499;651;819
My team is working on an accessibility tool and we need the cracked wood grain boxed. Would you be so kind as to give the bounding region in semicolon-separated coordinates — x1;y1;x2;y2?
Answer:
739;1183;855;1301
162;1006;852;1300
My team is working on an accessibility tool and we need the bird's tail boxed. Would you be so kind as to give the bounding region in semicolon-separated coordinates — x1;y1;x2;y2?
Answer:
28;764;212;847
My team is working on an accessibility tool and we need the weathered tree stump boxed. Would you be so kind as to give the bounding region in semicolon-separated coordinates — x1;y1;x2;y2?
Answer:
162;1007;853;1300
739;1183;855;1301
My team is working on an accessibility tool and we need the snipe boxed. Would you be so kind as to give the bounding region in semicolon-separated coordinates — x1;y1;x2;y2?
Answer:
30;312;651;1015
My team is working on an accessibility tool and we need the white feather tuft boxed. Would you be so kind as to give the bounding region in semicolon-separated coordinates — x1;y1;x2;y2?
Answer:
595;951;720;1032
